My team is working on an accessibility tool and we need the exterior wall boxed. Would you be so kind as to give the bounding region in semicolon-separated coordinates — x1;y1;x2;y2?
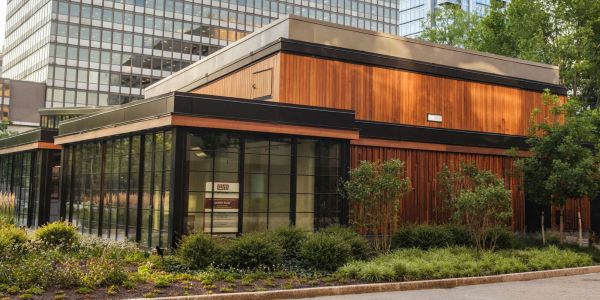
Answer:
350;144;590;232
350;144;528;231
277;53;551;136
194;54;281;100
0;149;61;228
61;130;172;248
192;53;554;137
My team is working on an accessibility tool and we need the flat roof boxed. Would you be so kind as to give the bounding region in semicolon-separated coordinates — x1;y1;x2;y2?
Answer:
145;15;563;98
0;128;58;155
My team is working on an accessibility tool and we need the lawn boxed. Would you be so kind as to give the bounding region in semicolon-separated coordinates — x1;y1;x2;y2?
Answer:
0;221;598;299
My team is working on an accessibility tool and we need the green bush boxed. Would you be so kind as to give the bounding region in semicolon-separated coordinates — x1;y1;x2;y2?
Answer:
0;225;28;258
299;232;352;272
223;233;283;270
320;225;372;260
269;226;307;260
34;221;79;250
391;225;454;249
391;224;476;250
82;256;127;287
177;233;221;270
149;255;189;273
338;246;594;283
482;226;515;250
444;224;474;246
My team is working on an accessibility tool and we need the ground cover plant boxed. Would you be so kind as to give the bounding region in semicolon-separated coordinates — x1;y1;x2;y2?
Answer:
0;220;598;299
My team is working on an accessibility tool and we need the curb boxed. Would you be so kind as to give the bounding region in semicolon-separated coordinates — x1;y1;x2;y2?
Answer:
140;265;600;300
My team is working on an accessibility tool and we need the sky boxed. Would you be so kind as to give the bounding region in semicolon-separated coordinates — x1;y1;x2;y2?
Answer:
0;1;5;50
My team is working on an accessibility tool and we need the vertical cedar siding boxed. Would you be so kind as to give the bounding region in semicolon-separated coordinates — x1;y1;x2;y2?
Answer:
277;53;556;137
350;145;590;232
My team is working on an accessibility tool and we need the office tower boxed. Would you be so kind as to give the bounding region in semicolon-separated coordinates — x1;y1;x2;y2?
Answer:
398;0;510;37
2;0;399;108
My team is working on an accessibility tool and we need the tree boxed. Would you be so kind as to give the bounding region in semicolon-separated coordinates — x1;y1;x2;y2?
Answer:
341;159;412;253
419;0;600;107
420;5;479;47
520;92;600;244
0;121;12;139
437;163;513;250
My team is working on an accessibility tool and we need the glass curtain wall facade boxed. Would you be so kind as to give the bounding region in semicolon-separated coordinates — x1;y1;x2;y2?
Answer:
185;130;344;235
63;130;171;248
0;150;60;227
61;127;346;248
3;0;398;108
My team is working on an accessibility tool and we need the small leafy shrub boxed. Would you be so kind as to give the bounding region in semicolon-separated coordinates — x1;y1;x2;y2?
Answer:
0;225;28;257
78;235;144;262
224;233;283;270
75;287;93;295
391;225;454;249
149;255;189;273
444;224;474;246
177;232;221;270
269;226;307;260
299;232;352;272
483;226;515;250
82;256;127;287
34;222;79;250
22;287;43;296
320;225;372;260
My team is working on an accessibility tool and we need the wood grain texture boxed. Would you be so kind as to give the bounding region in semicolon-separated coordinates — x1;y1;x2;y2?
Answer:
351;145;526;231
350;145;589;232
192;54;280;100
278;53;553;136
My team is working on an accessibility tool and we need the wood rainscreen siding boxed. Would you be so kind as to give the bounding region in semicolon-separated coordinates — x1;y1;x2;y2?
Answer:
350;145;527;231
552;199;591;232
192;53;281;100
278;53;552;136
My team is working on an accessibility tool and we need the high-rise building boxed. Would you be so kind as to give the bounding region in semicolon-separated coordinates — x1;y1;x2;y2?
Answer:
398;0;510;37
2;0;399;108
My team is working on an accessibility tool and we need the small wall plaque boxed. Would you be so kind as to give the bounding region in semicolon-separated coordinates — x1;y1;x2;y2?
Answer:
427;113;443;123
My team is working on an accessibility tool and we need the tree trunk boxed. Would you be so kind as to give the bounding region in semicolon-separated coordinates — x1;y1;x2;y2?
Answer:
578;210;583;247
541;211;546;245
560;206;565;244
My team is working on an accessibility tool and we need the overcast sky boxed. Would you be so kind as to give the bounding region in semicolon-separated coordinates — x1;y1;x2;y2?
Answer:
0;1;6;50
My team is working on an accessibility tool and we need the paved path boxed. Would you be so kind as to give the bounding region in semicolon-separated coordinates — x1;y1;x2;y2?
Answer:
302;272;600;300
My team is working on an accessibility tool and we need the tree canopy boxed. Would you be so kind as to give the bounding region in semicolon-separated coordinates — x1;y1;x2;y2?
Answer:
420;0;600;107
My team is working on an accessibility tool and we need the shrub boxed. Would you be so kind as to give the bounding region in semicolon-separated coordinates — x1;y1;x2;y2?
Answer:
34;222;79;250
0;225;28;258
223;233;283;270
299;233;352;272
78;235;144;262
149;255;189;273
320;225;372;260
391;225;454;250
483;226;515;250
337;246;594;283
82;256;127;287
177;233;221;270
269;226;307;260
342;159;412;252
444;224;474;246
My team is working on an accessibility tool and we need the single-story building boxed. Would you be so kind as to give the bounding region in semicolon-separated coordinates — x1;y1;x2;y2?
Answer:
0;16;594;248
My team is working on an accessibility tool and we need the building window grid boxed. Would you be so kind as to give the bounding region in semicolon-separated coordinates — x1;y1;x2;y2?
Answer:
8;0;397;107
65;130;171;248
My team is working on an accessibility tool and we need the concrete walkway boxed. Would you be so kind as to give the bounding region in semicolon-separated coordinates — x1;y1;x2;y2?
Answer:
302;272;600;300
